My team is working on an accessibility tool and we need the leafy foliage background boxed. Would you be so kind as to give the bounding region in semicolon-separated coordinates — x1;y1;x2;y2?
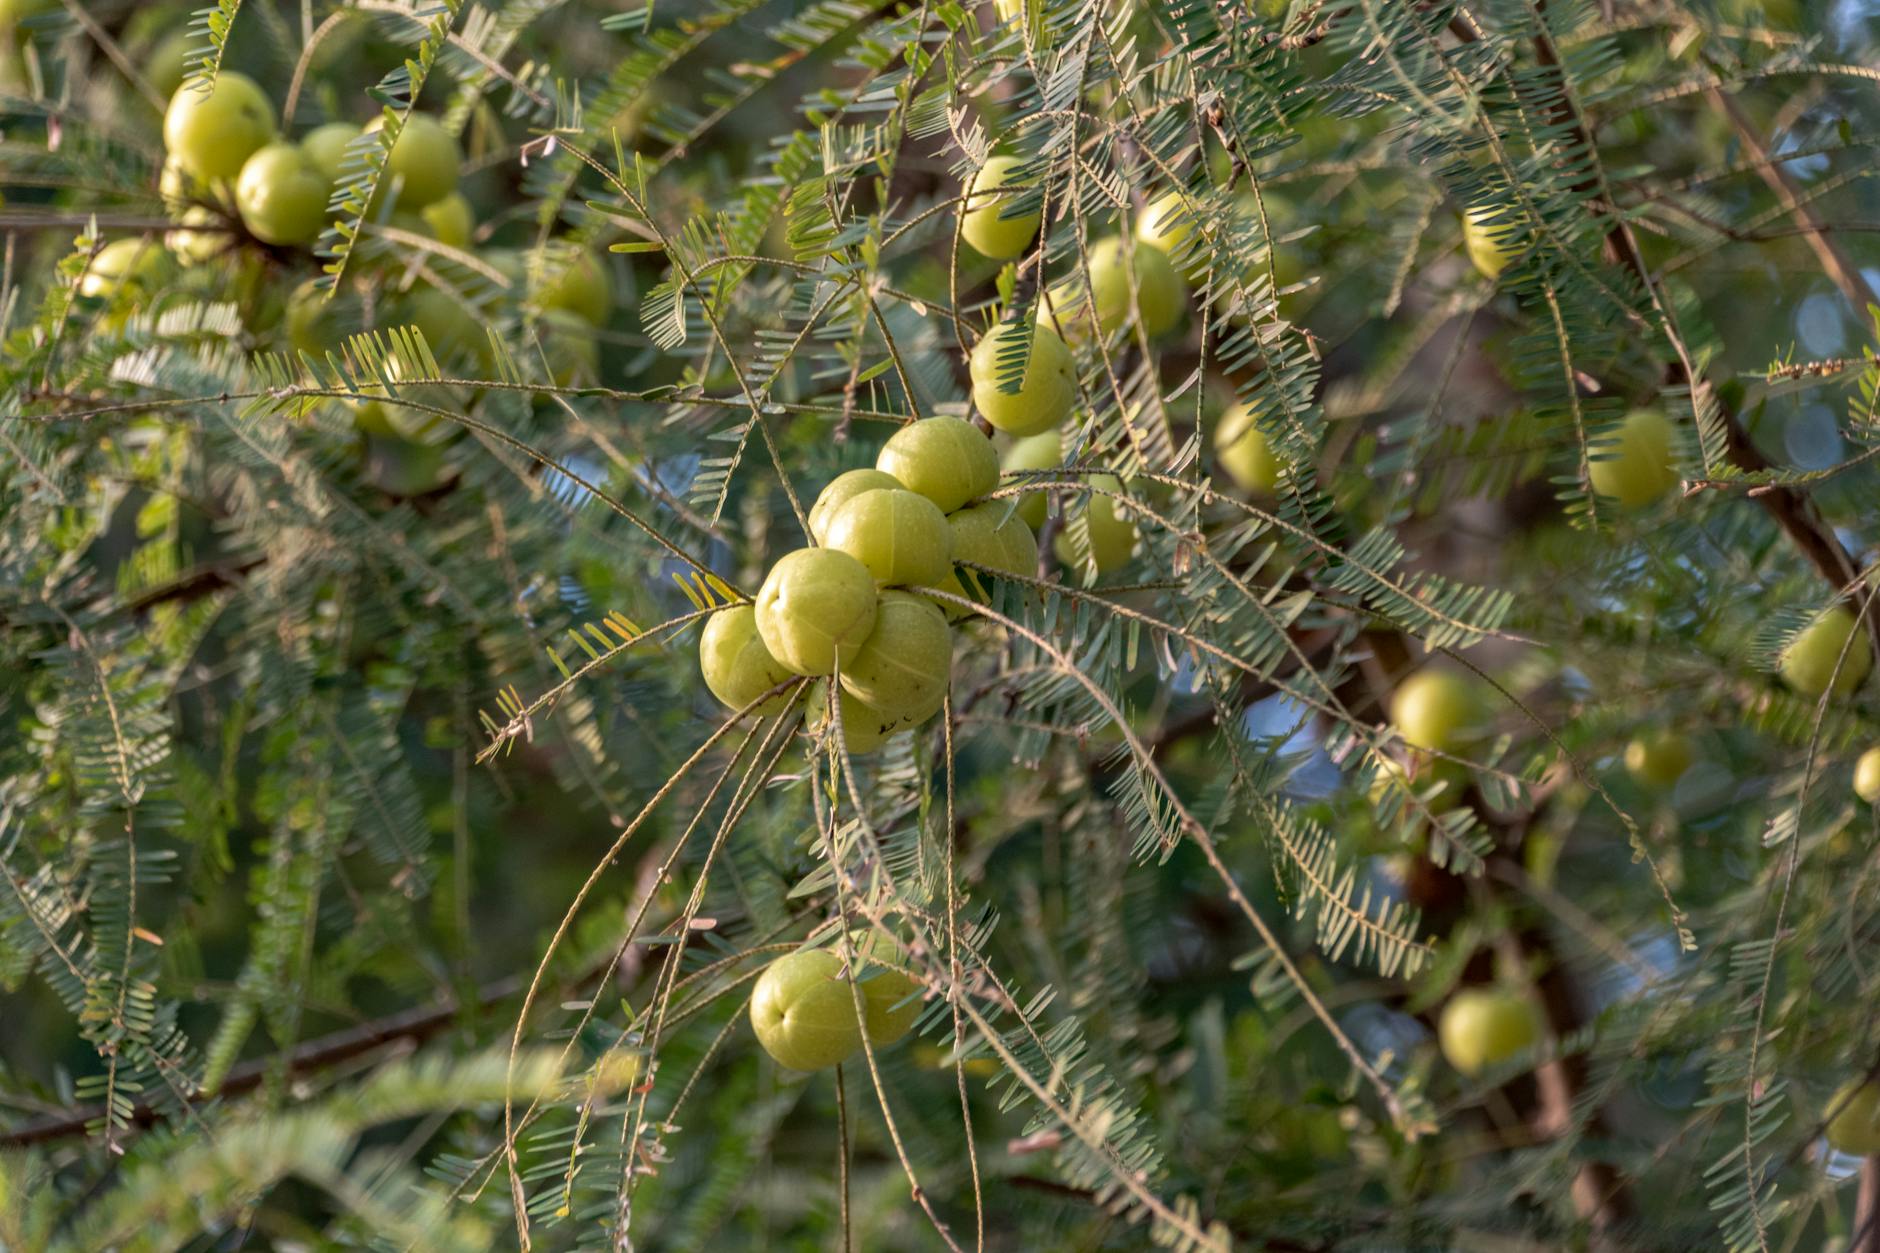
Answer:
3;0;1880;1248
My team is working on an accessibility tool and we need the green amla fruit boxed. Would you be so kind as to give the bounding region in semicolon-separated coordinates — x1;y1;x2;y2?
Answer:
1214;403;1279;496
842;929;922;1047
931;500;1038;619
1781;605;1871;698
960;154;1040;261
1438;988;1542;1076
1586;409;1677;509
78;237;164;300
806;680;907;756
698;603;798;716
1002;428;1062;530
1827;1080;1880;1156
420;191;475;250
876;417;999;514
164;70;277;183
1390;669;1486;755
970;319;1074;437
535;249;612;325
362;112;460;209
808;468;903;544
749;949;864;1071
1624;730;1693;791
1136;191;1197;257
235;142;331;246
299;121;361;185
822;488;953;589
1052;474;1136;573
838;591;952;722
754;548;879;677
1084;236;1185;338
1855;747;1880;805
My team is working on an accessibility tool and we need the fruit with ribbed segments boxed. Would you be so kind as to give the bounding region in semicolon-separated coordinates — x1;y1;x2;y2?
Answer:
809;468;903;543
1052;474;1135;573
1856;748;1880;804
806;681;904;755
933;501;1038;618
1215;403;1279;495
1084;236;1184;337
1462;204;1518;279
876;417;999;514
699;604;798;716
970;319;1074;437
536;249;612;325
1587;409;1677;508
1827;1080;1880;1156
754;548;879;677
838;591;952;720
235;142;331;246
822;488;953;589
421;191;474;249
78;238;163;300
1439;988;1541;1076
1391;670;1485;755
960;155;1040;260
1002;428;1062;529
1624;730;1693;791
749;949;864;1071
300;121;360;185
363;112;459;209
1781;606;1871;698
845;930;921;1047
164;70;277;183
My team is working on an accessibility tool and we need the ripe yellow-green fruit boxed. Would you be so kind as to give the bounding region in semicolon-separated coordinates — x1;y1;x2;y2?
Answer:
823;488;953;589
1438;988;1541;1076
749;949;864;1071
970;320;1074;437
1137;191;1196;257
1390;669;1484;755
1052;474;1136;573
993;0;1048;45
158;156;209;213
1781;606;1871;698
933;501;1038;617
1368;754;1465;815
1855;747;1880;804
1215;403;1279;495
807;680;904;755
808;468;903;543
845;931;922;1047
1624;730;1693;791
876;417;999;514
960;155;1040;260
363;112;460;209
1587;409;1677;508
838;591;952;720
164;70;277;183
754;548;880;677
299;121;361;185
1827;1080;1880;1156
536;249;612;325
699;604;798;716
78;238;163;300
421;191;474;250
1085;236;1185;337
1002;428;1062;529
1462;203;1518;279
165;206;227;265
404;285;488;366
235;142;331;246
143;29;193;104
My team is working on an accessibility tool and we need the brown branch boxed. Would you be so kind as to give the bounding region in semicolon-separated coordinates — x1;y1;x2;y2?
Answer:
1858;1158;1880;1253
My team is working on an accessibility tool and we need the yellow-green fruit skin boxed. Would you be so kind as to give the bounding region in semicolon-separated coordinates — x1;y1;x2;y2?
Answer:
165;207;226;266
1587;409;1677;508
1462;204;1517;279
855;945;920;1046
421;191;474;249
405;286;487;366
809;469;904;544
78;238;162;300
1782;606;1872;698
1215;403;1279;495
1827;1081;1880;1156
823;488;953;589
1624;731;1693;791
537;250;612;325
1086;236;1185;337
1855;747;1880;804
365;112;460;209
1052;474;1135;573
754;548;880;677
1137;191;1196;257
1438;989;1541;1076
699;604;797;716
1391;670;1482;755
838;591;952;721
1002;429;1062;530
992;0;1048;45
235;142;331;246
876;417;1000;514
935;502;1038;618
284;279;336;355
749;950;864;1071
299;121;361;185
164;71;277;183
144;29;193;104
970;320;1074;437
960;155;1040;260
808;681;902;755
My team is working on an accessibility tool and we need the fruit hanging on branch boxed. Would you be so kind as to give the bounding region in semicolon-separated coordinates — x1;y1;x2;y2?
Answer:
1586;409;1678;509
698;604;798;717
754;548;880;677
875;416;1000;515
821;488;954;589
970;318;1075;437
960;154;1040;261
1438;987;1542;1076
749;949;867;1071
1780;605;1871;698
164;71;277;183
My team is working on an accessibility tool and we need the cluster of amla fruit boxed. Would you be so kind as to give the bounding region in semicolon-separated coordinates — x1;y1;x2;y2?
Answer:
748;931;923;1071
698;417;1039;756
